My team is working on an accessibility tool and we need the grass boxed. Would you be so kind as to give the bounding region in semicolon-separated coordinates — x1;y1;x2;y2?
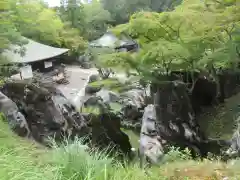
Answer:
0;118;240;180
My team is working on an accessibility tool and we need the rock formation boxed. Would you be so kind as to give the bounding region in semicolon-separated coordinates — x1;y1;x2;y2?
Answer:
139;104;164;168
1;80;91;146
152;81;226;158
0;91;30;137
1;80;133;157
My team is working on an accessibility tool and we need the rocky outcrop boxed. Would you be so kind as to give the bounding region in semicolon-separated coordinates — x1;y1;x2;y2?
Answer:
87;112;132;157
96;89;120;104
0;91;30;137
152;81;226;158
120;89;146;120
85;74;102;95
1;80;91;146
1;80;133;157
82;85;149;133
139;104;164;167
81;95;133;157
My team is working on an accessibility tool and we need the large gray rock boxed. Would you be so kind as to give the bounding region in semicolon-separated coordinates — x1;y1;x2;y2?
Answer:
96;89;120;104
224;119;240;158
83;88;147;132
81;95;133;157
120;89;146;122
85;74;102;95
0;91;30;137
139;104;164;168
1;80;91;146
153;81;227;158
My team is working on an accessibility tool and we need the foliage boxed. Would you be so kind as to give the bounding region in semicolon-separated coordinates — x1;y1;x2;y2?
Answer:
12;0;64;46
100;0;150;25
59;0;111;41
7;0;87;55
0;0;26;62
82;0;112;41
98;0;240;83
86;46;115;64
59;22;87;56
100;0;183;25
59;0;84;30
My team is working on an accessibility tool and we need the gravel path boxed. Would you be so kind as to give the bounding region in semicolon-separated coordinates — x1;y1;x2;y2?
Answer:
56;66;98;109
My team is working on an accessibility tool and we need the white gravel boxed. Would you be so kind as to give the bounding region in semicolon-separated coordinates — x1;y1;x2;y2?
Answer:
56;66;130;110
56;66;98;109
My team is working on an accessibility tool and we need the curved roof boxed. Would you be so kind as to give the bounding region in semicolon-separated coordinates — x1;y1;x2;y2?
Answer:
89;32;136;48
2;38;69;64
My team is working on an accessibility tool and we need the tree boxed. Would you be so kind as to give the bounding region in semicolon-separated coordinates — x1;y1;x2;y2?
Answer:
60;22;86;56
101;0;153;25
149;0;182;12
0;0;27;65
0;0;24;52
59;0;111;41
82;0;112;41
10;0;87;55
100;0;183;25
96;0;240;157
99;0;239;85
59;0;84;29
12;0;64;46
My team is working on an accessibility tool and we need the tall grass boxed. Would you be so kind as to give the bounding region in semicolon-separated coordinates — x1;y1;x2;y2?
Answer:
49;138;114;180
1;118;240;180
47;137;153;180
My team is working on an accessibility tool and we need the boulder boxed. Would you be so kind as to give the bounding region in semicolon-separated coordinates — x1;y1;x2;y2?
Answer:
191;77;217;114
82;89;120;112
139;105;164;168
88;74;101;83
81;95;133;157
153;81;225;158
85;74;102;95
98;68;113;79
1;80;91;146
85;88;148;132
0;91;30;137
96;89;120;104
224;117;240;159
77;55;93;69
225;130;240;158
85;85;102;95
120;89;146;124
83;87;147;132
90;112;132;156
